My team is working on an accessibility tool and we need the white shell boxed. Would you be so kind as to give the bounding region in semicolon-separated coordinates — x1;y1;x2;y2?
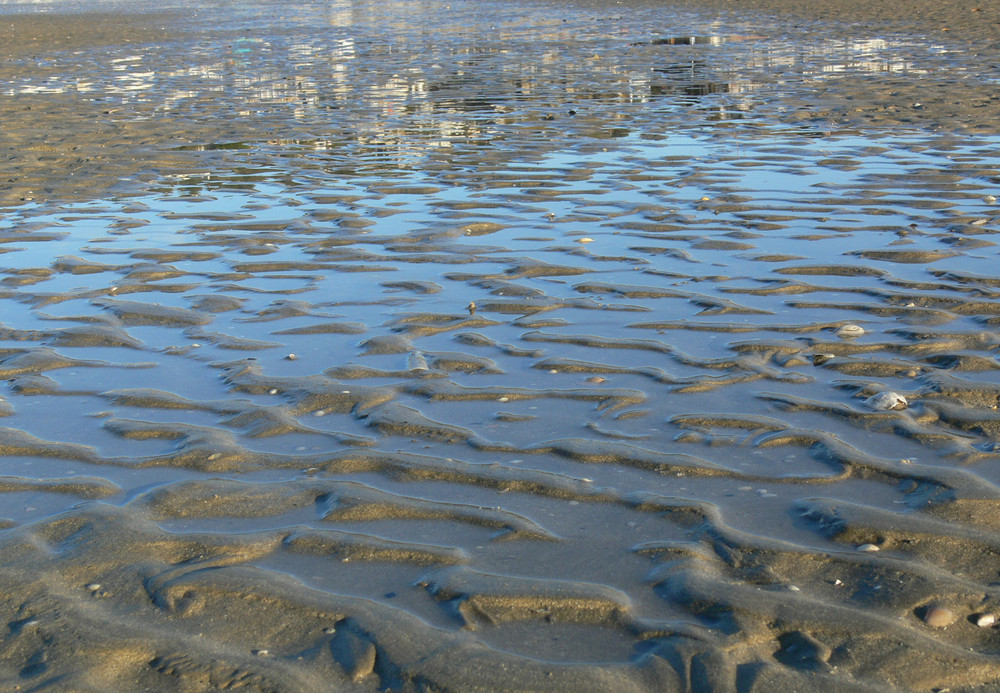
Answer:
835;324;866;338
857;543;880;552
407;351;429;371
977;613;996;628
865;391;908;411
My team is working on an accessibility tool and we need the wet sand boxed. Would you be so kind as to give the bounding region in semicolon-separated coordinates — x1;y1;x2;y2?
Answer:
1;0;1000;690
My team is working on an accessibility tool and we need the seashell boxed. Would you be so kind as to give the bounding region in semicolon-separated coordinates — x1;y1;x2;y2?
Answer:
812;353;835;366
835;324;866;338
976;613;996;628
407;351;429;371
865;391;907;411
923;606;955;628
857;543;880;552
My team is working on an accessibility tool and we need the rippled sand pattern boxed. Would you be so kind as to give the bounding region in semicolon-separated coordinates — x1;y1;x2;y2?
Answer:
2;0;1000;690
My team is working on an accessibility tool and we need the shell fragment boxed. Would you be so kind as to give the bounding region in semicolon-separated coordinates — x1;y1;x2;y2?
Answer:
835;324;866;338
865;391;908;411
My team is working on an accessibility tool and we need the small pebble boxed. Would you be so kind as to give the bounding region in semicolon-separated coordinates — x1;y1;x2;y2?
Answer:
857;543;880;552
923;606;955;628
984;195;997;204
586;376;606;384
268;388;279;395
285;353;297;360
976;613;996;628
85;583;101;592
812;353;835;366
313;410;326;417
252;649;270;657
577;237;594;243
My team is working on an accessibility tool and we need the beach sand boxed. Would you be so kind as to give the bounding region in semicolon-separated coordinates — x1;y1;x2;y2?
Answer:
1;0;1000;690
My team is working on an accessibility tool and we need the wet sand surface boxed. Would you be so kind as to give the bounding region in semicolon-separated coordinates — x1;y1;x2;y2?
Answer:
1;0;1000;690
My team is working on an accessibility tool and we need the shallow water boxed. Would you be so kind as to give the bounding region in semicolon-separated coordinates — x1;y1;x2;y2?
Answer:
2;0;1000;690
